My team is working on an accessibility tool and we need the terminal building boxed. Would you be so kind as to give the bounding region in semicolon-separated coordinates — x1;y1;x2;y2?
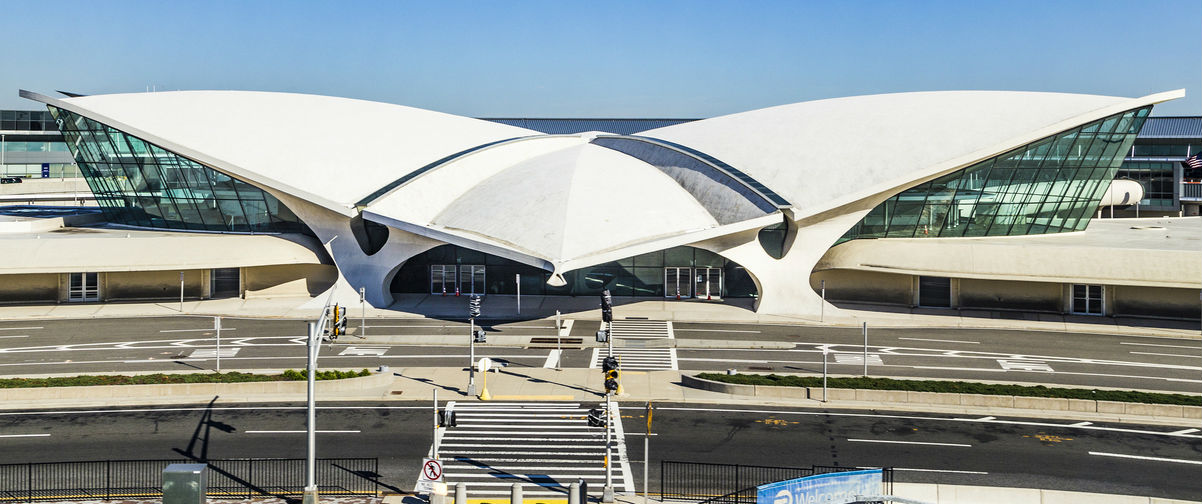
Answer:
1;88;1198;321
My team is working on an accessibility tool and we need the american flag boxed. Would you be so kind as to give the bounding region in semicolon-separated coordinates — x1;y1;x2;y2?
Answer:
1184;152;1202;169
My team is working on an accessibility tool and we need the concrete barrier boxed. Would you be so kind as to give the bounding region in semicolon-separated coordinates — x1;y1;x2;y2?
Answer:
681;374;1202;420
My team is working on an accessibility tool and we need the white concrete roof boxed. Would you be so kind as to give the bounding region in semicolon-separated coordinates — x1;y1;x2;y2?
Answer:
815;217;1202;289
23;90;538;215
0;227;329;274
364;134;777;272
641;90;1185;219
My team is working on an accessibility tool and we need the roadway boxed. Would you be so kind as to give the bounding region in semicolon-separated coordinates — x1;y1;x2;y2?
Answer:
0;402;1198;500
1;317;1198;393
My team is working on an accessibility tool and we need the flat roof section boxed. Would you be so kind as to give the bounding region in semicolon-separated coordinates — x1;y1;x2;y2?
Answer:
816;217;1202;289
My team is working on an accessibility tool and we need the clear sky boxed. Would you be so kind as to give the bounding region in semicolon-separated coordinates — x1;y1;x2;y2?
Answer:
4;0;1199;117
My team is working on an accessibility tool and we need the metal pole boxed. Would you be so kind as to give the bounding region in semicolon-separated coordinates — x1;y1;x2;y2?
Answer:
516;274;521;315
179;271;185;312
862;322;868;377
556;310;562;369
433;389;439;459
215;316;221;373
305;322;318;499
607;320;613;358
468;316;476;396
360;286;366;339
603;395;614;502
820;279;825;323
822;347;828;403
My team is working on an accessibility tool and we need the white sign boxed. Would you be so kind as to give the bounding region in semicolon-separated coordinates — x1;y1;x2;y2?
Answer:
477;357;492;373
420;458;443;482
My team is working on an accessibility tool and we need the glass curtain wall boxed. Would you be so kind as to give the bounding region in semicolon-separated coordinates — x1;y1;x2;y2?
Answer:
48;106;307;233
391;244;758;298
840;107;1150;242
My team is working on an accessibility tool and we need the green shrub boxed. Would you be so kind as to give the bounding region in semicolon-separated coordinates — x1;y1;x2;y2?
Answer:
694;373;1202;406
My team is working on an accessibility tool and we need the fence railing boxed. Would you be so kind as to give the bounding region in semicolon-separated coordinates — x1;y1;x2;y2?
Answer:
660;460;892;504
1181;181;1202;201
0;458;379;502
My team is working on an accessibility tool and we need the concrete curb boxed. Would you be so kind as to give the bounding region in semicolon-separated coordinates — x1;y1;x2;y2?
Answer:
680;374;1202;421
0;372;393;405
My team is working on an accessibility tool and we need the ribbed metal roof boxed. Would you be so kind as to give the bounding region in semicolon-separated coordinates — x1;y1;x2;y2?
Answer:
482;118;697;135
1138;117;1202;139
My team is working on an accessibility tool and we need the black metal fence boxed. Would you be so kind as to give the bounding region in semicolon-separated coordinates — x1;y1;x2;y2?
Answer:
0;458;379;502
660;461;892;503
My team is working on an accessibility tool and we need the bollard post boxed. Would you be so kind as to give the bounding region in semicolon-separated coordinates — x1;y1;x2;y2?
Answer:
511;483;523;504
455;482;467;504
569;482;581;504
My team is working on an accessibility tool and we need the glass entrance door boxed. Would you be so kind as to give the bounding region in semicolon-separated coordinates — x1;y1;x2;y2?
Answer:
68;272;99;302
918;276;952;308
210;268;240;298
460;265;486;296
695;268;722;300
664;267;692;299
431;265;456;295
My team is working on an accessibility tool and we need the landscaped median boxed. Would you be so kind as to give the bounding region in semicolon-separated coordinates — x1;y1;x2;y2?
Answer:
684;373;1202;420
0;369;393;407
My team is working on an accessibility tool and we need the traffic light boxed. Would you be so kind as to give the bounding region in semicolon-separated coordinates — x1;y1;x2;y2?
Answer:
600;290;613;323
469;295;482;318
335;306;347;336
602;356;619;394
438;408;457;427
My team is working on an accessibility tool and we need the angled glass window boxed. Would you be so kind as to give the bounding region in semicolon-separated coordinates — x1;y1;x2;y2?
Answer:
838;107;1150;243
47;106;308;234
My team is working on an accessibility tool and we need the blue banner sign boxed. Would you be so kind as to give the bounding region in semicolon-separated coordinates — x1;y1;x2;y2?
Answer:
41;163;50;178
757;469;882;504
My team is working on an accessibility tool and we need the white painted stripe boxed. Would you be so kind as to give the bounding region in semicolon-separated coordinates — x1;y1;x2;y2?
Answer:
442;466;606;472
543;349;562;368
673;328;760;333
0;405;429;416
440;444;604;449
0;327;43;331
0;433;51;438
454;425;594;430
453;413;588;417
441;451;605;456
1129;351;1202;359
974;416;996;421
1121;342;1201;350
1169;428;1200;435
0;335;30;339
449;458;606;463
909;366;1006;372
1071;421;1093;427
1088;451;1202;465
846;438;971;447
160;328;235;333
245;430;360;434
452;403;580;407
676;357;770;364
441;437;600;442
440;479;610;485
898;337;979;344
453;418;588;424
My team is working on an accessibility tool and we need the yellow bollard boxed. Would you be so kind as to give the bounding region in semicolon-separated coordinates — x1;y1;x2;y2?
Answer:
479;367;491;401
616;355;625;396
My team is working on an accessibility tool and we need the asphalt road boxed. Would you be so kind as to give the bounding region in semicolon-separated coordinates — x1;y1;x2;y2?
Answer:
1;317;1198;393
1;402;1198;500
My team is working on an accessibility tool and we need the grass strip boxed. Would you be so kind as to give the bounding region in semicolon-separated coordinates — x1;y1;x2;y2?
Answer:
694;373;1202;406
0;369;372;388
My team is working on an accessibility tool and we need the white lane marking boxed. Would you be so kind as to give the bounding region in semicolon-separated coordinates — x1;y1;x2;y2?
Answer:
974;416;996;421
440;451;604;456
440;444;604;449
1169;428;1200;435
190;347;240;358
1129;351;1202;359
338;346;388;356
0;405;429;417
543;349;562;368
997;359;1054;372
245;430;360;434
160;328;236;333
658;406;1202;440
0;433;51;438
910;366;1005;372
1088;451;1202;465
1121;342;1201;350
447;458;608;463
673;328;761;333
0;335;29;339
0;327;43;331
888;467;988;475
441;465;606;472
611;401;635;493
1071;422;1093;427
847;438;971;448
835;353;882;365
898;337;979;344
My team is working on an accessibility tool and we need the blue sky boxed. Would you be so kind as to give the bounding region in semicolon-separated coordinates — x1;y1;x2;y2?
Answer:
4;0;1199;116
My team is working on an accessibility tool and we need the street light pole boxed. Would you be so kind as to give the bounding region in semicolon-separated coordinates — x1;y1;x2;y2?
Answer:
304;321;319;504
468;314;476;396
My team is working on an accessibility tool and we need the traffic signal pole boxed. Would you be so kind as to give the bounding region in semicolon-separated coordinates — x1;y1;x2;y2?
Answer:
468;314;476;396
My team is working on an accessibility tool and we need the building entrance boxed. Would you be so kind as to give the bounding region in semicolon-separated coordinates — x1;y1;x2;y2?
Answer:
664;267;692;299
695;268;722;300
68;272;99;302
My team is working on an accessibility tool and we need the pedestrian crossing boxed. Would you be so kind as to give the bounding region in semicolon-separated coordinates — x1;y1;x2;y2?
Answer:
592;319;677;370
430;402;634;498
189;347;239;358
590;347;677;371
833;353;883;366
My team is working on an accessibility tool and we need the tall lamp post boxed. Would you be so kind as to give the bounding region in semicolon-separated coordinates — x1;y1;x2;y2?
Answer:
303;290;336;504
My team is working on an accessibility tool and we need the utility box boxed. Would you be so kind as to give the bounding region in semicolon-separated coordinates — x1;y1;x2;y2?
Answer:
595;330;608;343
163;463;207;504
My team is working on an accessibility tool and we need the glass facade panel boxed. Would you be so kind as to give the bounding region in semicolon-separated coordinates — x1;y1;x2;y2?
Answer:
47;106;307;233
839;107;1150;243
392;244;757;298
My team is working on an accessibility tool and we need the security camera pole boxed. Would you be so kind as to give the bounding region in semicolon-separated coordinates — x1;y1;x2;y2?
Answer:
468;295;481;396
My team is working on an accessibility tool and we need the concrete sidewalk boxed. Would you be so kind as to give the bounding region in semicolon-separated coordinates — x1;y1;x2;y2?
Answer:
0;293;1197;339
